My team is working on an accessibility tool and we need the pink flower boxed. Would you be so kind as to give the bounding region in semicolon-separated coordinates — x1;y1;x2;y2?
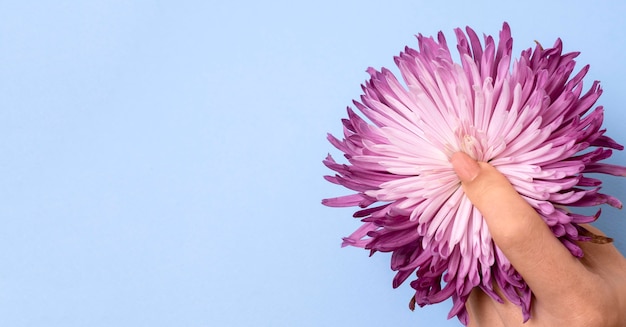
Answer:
322;23;626;325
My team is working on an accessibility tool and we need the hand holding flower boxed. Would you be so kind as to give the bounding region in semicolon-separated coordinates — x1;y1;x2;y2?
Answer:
452;152;626;326
323;23;626;325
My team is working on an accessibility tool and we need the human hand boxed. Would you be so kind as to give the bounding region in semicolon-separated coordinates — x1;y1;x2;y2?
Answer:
450;152;626;327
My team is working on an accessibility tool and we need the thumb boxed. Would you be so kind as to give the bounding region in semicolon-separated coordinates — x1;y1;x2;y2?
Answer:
449;151;539;245
450;152;590;305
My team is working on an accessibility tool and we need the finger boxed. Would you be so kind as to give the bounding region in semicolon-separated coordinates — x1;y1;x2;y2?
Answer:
467;286;535;326
466;288;505;327
577;224;626;275
450;152;597;309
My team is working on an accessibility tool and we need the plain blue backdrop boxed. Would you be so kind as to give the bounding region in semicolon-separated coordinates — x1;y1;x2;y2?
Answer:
0;1;625;326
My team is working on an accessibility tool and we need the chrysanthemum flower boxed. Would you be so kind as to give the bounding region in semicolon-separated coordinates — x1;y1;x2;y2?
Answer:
322;23;626;325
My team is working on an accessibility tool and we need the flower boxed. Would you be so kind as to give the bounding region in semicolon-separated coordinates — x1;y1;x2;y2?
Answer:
322;22;626;325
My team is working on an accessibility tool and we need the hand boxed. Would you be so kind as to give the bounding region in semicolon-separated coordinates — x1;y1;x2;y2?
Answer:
450;152;626;327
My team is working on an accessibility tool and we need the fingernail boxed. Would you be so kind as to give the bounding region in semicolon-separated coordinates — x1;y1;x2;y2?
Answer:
450;152;480;182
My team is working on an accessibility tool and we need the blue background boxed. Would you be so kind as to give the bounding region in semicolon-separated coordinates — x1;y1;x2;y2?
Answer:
0;1;625;326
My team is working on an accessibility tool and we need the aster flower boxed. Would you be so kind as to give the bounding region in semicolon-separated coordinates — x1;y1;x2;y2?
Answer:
322;23;626;325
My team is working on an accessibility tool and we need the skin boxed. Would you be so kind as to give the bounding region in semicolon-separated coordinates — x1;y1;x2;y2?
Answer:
450;152;626;327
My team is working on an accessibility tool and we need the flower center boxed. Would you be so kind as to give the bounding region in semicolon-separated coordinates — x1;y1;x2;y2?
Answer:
452;123;488;161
